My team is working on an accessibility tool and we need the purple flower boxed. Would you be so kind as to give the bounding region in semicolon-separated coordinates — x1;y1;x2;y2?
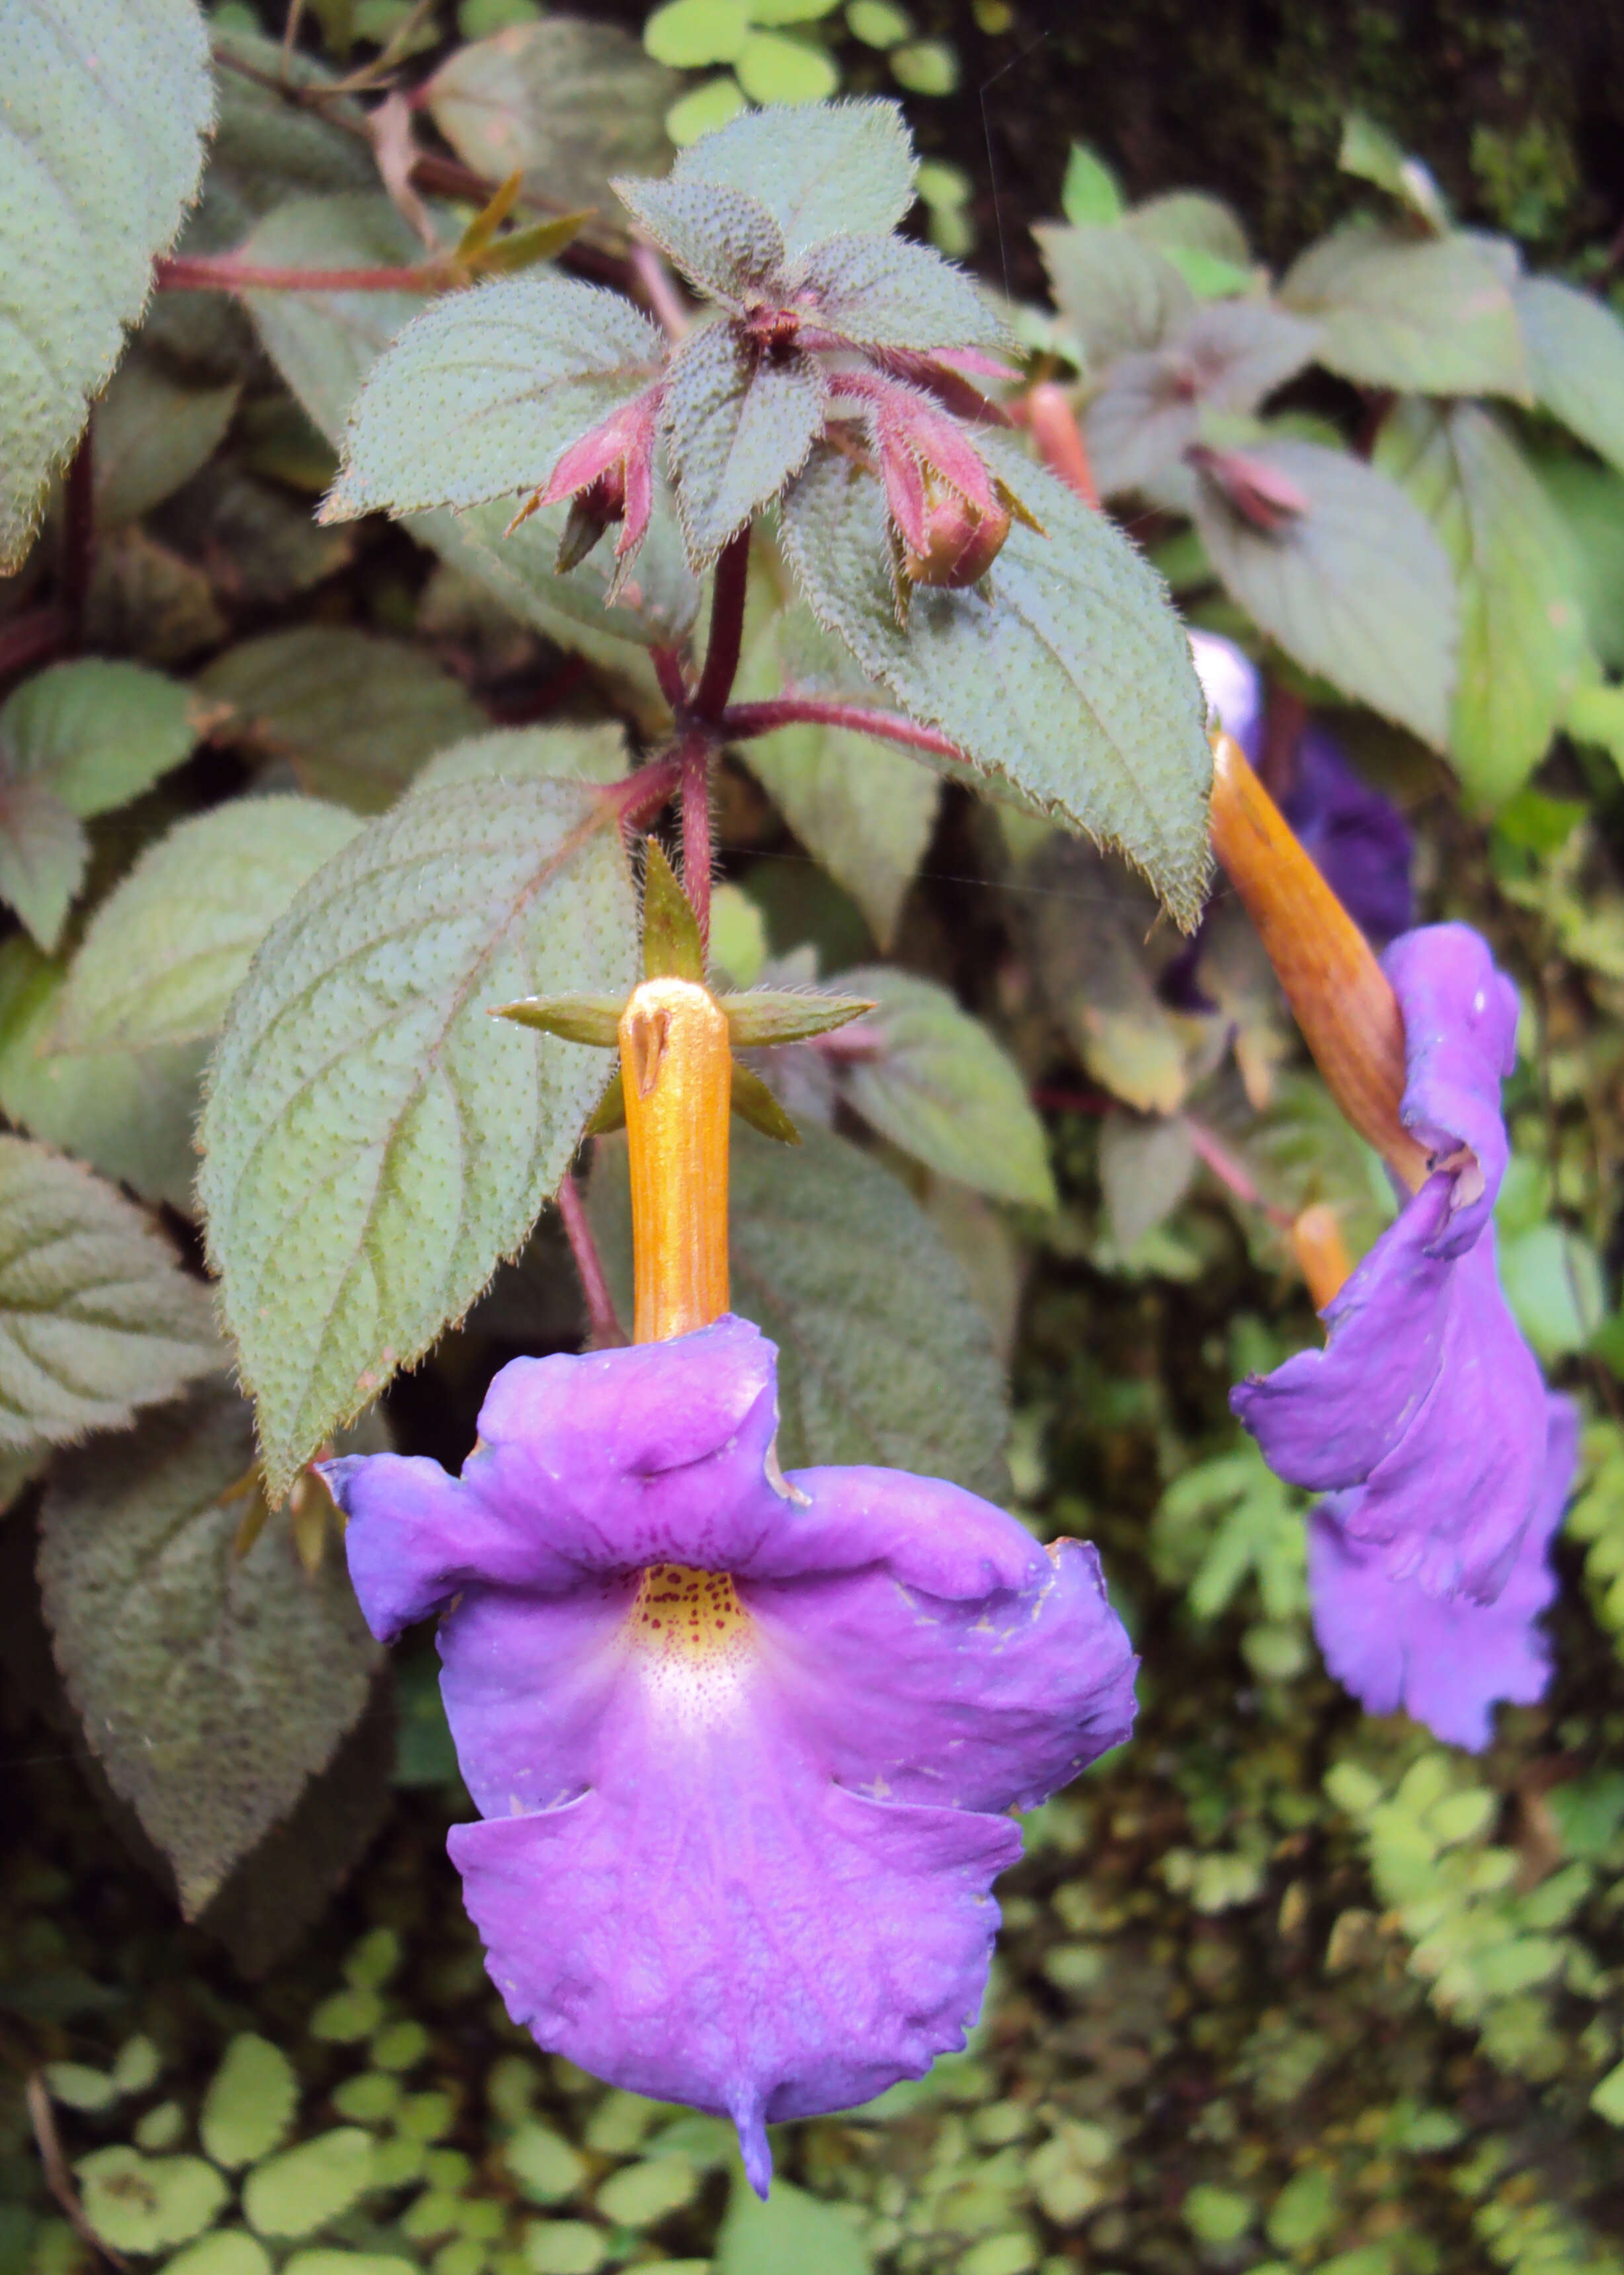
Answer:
1232;923;1547;1609
327;1314;1135;2194
1307;1395;1576;1751
1188;632;1413;944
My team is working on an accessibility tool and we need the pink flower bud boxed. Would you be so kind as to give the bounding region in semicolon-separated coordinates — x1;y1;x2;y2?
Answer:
899;468;1012;588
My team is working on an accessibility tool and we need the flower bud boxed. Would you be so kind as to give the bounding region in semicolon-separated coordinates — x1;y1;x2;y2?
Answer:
901;469;1012;589
553;464;628;573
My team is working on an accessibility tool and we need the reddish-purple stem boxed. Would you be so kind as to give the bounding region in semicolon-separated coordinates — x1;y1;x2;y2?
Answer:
651;645;690;713
680;733;713;950
600;752;684;829
155;252;440;294
631;243;690;339
1185;1116;1292;1229
62;426;95;646
556;1171;626;1348
692;527;751;720
720;696;965;765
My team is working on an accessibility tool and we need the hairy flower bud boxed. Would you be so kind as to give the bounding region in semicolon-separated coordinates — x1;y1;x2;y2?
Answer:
900;469;1012;589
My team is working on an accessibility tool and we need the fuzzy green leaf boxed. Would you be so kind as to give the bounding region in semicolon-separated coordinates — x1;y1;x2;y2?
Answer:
0;1134;218;1452
38;1385;382;1914
1;657;197;817
493;993;626;1046
415;722;630;792
76;2149;228;2255
93;353;241;530
0;783;87;955
200;2036;301;2170
780;434;1213;927
1375;401;1590;801
323;276;664;521
716;2174;872;2275
736;717;938;949
1098;1111;1198;1252
614;174;786;308
834;966;1055;1207
243;2130;376;2239
426;17;675;216
729;1059;802;1142
592;1120;1010;1495
53;799;363;1053
1127;190;1251;269
238;195;428;446
1035;221;1194;368
0;0;213;567
198;629;486;812
1338;113;1450;231
198;776;637;1498
0;940;205;1210
667;327;827;563
1061;142;1123;227
1514;276;1624;477
670;99;916;260
1194;436;1458;751
1279;220;1529;399
799;231;1006;351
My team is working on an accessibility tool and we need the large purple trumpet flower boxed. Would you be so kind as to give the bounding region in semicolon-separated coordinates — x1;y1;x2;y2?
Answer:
327;1313;1136;2192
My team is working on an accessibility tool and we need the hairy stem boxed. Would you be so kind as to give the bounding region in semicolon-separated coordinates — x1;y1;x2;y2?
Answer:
720;696;965;764
155;252;442;294
601;751;684;829
692;527;751;720
680;733;713;950
651;645;690;713
556;1171;626;1348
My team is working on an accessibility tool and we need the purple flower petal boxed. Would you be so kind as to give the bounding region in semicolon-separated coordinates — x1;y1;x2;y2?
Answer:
331;1318;1137;2190
1309;1395;1577;1749
1234;1177;1546;1600
1383;924;1519;1255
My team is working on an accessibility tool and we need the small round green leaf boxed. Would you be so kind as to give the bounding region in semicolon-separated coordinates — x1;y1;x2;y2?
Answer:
666;75;749;147
161;2233;276;2275
889;37;957;93
645;0;750;66
243;2130;376;2239
736;28;838;100
331;2073;402;2126
310;1989;385;2045
847;0;911;46
504;2124;588;2207
594;2157;698;2228
522;2224;604;2275
137;2104;187;2152
201;2036;300;2169
368;2020;430;2074
77;2149;229;2255
43;2063;120;2112
282;2256;417;2275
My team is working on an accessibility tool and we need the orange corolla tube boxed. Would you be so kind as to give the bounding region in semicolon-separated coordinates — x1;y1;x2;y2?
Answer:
1290;1203;1356;1312
619;975;732;1344
1207;731;1431;1194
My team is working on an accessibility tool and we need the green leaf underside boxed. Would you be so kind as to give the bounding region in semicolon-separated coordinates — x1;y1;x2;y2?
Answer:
0;0;213;567
667;326;827;564
93;353;241;530
641;838;705;981
1194;435;1458;751
591;1120;1009;1498
1;657;197;815
1086;300;1320;497
1376;399;1590;804
614;175;786;308
40;1384;381;1917
414;723;631;793
1022;836;1193;1115
738;717;938;950
424;17;676;218
52;798;364;1054
1514;276;1624;477
0;939;206;1211
198;628;486;813
237;194;429;447
1035;222;1194;368
671;99;916;263
1279;221;1529;399
0;1133;218;1454
324;274;664;521
198;776;637;1499
1099;1110;1198;1252
1129;190;1251;267
779;434;1213;928
836;966;1057;1208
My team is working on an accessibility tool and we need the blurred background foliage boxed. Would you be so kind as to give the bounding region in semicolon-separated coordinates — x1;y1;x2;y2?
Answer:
4;1;1624;2272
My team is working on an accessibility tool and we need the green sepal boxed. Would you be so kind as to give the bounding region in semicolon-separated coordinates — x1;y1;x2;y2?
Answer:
585;1070;628;1134
721;989;875;1047
489;992;627;1046
729;1063;801;1145
472;210;594;277
642;838;706;982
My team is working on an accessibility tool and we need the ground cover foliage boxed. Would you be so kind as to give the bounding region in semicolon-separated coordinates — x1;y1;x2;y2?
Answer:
2;0;1624;2268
